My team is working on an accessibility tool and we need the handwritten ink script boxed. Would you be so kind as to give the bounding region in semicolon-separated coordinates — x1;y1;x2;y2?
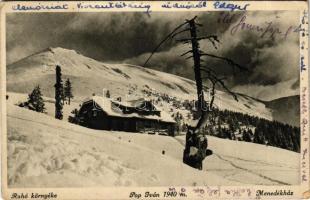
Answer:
76;2;151;13
302;10;308;25
12;2;151;13
205;186;220;197
301;87;308;122
224;188;252;198
213;1;250;11
301;146;308;182
301;55;306;72
161;1;207;9
231;16;300;39
301;41;305;49
12;3;68;11
301;86;309;183
218;12;302;39
301;10;309;37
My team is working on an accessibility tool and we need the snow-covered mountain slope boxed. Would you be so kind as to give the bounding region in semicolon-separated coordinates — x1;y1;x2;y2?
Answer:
7;102;239;187
7;47;273;120
7;100;299;187
265;95;300;127
7;92;79;122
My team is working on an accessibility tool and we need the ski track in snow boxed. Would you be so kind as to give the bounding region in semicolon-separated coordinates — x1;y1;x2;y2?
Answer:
173;137;293;186
213;154;289;185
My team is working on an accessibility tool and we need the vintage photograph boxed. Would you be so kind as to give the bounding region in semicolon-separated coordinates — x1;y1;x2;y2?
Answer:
5;9;302;189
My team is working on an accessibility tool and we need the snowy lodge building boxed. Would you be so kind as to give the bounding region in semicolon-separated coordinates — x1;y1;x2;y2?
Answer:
77;96;176;136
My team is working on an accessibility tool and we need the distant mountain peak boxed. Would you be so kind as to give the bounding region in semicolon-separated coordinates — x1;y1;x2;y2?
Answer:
7;47;275;121
44;47;80;56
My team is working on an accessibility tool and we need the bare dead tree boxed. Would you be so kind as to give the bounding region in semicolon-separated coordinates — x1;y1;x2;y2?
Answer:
144;16;247;170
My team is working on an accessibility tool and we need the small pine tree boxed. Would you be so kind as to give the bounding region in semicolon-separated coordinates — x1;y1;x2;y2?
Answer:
64;78;74;105
55;65;63;120
68;108;79;124
242;130;252;142
27;85;45;112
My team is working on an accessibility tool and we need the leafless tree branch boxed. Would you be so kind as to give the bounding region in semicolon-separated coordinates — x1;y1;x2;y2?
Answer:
171;28;191;39
200;53;248;72
143;21;190;67
180;50;193;57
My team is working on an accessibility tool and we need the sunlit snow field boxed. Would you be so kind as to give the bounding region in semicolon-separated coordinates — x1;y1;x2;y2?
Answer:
7;93;299;187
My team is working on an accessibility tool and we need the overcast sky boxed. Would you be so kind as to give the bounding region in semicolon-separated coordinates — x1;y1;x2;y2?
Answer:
6;11;300;100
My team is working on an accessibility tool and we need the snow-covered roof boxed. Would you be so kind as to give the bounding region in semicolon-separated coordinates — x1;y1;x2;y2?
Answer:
83;96;176;123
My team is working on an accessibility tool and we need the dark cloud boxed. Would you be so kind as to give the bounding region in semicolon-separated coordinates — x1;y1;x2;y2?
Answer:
7;11;300;100
6;12;202;63
125;11;300;100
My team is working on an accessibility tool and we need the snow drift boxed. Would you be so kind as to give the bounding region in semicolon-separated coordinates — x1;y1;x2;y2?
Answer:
7;97;299;187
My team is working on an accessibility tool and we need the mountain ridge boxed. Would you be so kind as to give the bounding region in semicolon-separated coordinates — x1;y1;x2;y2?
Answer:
6;47;298;125
265;95;300;127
